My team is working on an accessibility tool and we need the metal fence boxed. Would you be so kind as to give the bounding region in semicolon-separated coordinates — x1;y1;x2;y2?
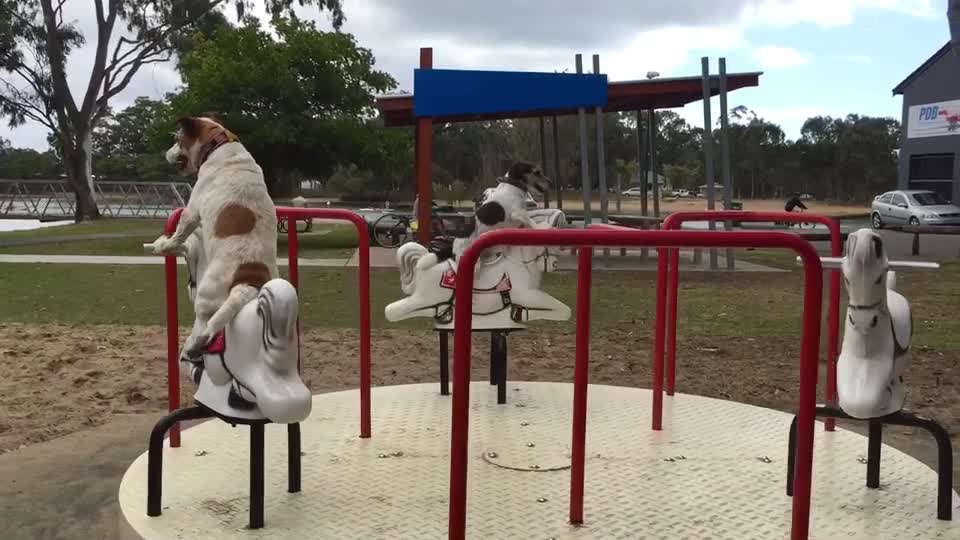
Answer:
0;180;192;219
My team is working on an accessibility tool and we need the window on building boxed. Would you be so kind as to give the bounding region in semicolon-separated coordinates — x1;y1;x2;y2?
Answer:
909;153;955;180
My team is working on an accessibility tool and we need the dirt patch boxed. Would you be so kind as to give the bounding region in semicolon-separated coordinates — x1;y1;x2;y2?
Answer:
0;323;956;486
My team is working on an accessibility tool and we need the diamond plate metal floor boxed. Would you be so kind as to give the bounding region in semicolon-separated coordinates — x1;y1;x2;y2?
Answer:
118;382;959;539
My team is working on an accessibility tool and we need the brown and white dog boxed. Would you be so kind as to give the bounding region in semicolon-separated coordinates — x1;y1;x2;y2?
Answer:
152;115;279;358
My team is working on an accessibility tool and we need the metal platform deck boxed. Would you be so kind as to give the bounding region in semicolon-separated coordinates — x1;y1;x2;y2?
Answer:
119;382;959;539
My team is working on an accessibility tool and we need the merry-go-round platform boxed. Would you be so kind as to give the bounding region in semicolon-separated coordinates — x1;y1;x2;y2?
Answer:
118;382;959;539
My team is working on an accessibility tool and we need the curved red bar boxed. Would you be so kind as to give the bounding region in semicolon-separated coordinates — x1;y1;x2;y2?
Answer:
449;228;823;540
161;207;373;444
659;211;842;430
275;207;373;438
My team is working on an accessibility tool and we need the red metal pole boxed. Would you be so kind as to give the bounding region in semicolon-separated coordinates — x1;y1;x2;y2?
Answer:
415;47;434;245
792;246;824;540
357;219;372;439
447;228;822;540
652;247;667;431
276;207;372;438
286;218;301;378
163;208;184;448
824;219;842;432
666;247;680;396
661;211;839;405
569;247;592;525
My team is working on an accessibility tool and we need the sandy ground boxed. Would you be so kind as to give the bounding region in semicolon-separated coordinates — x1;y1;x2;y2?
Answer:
0;323;957;539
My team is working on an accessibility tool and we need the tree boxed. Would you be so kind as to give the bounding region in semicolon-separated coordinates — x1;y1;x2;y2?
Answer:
0;0;344;221
0;145;61;178
172;16;395;195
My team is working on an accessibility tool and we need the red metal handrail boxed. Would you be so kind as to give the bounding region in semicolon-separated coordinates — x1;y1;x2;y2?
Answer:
161;207;372;447
659;211;842;430
449;228;823;540
162;208;185;447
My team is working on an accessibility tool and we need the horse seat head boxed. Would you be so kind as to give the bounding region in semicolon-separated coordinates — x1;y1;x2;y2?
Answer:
194;280;312;424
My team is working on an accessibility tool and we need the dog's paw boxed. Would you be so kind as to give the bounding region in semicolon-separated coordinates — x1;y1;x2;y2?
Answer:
184;332;213;357
151;235;175;255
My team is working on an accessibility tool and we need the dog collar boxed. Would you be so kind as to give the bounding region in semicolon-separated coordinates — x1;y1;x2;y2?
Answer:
198;131;237;166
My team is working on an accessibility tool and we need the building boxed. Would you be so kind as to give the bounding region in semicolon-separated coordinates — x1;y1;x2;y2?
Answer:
893;42;960;202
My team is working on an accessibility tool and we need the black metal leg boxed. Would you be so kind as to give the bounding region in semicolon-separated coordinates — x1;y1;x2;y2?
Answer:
147;406;213;517
288;423;301;494
489;332;497;385
440;331;450;396
786;415;798;496
866;420;882;489
250;423;265;529
784;405;954;521
896;413;953;520
497;332;507;405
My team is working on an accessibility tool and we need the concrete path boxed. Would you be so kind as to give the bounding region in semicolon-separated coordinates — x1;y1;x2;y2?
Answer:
0;254;352;267
0;232;149;247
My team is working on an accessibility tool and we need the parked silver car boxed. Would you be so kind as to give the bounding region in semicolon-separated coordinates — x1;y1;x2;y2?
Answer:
871;190;960;228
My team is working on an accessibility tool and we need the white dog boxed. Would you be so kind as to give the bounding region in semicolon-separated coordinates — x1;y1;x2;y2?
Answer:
152;115;279;358
445;161;550;261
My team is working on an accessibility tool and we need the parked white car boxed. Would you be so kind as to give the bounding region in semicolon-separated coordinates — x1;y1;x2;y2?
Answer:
621;187;645;197
871;190;960;228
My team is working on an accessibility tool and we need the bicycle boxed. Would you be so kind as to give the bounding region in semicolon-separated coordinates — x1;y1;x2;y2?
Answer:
776;208;816;229
370;208;449;249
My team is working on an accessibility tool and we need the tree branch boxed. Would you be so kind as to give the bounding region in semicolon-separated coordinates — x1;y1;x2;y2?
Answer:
80;0;118;118
102;50;172;103
0;80;57;133
38;0;79;122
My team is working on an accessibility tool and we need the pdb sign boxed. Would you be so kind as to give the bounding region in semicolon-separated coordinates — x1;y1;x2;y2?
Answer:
908;99;960;139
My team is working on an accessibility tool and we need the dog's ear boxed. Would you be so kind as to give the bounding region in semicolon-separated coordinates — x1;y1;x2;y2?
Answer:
176;117;203;140
507;161;534;180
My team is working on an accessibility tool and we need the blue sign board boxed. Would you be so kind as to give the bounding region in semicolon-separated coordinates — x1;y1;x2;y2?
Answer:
414;69;608;118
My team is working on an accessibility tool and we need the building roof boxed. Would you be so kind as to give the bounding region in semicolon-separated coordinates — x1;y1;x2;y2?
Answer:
892;42;952;95
375;71;762;127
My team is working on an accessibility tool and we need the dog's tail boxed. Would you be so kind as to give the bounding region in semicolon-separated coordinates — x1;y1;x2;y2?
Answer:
398;242;431;294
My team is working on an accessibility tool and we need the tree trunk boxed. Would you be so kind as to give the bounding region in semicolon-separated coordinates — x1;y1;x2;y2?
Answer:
63;129;100;222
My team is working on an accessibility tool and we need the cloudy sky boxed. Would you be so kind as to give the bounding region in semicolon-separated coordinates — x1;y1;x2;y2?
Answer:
1;0;952;150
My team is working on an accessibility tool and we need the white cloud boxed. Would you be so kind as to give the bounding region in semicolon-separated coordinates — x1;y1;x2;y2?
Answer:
751;46;811;69
0;0;939;149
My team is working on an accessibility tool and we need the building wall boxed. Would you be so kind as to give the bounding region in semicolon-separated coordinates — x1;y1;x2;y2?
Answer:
898;49;960;201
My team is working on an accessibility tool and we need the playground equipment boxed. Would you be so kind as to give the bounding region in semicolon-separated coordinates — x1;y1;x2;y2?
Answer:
783;229;953;521
118;223;960;539
446;227;825;540
652;210;844;430
385;186;570;402
129;207;371;531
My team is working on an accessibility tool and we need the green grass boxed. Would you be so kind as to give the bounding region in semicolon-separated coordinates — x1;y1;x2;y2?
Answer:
2;261;958;349
0;218;166;239
0;219;358;258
